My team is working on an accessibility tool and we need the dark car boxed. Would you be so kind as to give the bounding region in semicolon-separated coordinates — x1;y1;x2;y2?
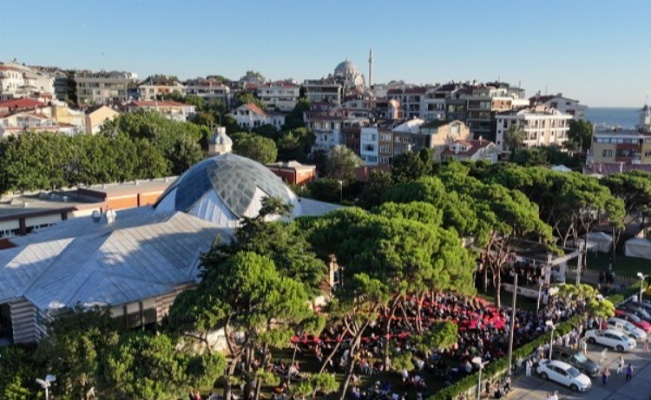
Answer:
551;347;600;377
619;304;651;324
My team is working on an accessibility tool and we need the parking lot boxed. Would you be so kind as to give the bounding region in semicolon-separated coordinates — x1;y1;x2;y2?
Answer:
507;342;651;400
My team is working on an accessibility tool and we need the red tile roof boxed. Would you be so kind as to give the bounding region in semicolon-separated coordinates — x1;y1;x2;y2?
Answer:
128;100;191;108
0;98;45;109
243;103;267;116
441;139;495;157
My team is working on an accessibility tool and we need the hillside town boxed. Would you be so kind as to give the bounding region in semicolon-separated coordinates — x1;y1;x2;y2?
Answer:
1;54;651;400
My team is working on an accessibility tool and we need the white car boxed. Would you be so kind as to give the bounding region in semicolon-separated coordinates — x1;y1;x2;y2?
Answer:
607;317;647;341
584;329;637;352
536;360;592;392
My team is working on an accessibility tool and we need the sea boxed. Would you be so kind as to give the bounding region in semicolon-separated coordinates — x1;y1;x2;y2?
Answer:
584;107;640;130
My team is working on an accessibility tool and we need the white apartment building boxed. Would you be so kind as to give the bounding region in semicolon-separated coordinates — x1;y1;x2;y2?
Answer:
256;81;300;111
75;70;135;105
228;103;285;130
360;127;379;165
124;101;196;122
495;106;572;151
306;111;344;152
303;79;342;104
0;62;54;100
184;78;232;105
530;92;587;120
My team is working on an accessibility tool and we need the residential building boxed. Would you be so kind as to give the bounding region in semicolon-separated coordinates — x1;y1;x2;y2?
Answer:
0;62;54;100
387;87;428;120
495;106;572;152
0;98;46;114
51;104;86;131
124;100;196;122
256;81;300;111
342;125;361;156
303;79;342;104
184;78;232;105
360;127;380;165
137;76;185;101
378;127;394;165
228;103;285;130
420;120;473;161
306;109;344;151
588;129;651;165
392;118;427;156
75;70;135;105
529;92;587;120
0;109;77;138
266;161;317;185
441;138;499;164
85;105;120;134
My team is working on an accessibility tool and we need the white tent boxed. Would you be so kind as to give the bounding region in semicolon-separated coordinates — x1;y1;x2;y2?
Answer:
624;238;651;260
570;232;613;253
551;165;572;173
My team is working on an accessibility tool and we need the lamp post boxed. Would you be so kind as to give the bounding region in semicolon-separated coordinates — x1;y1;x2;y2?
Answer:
507;272;518;375
338;180;343;203
472;356;484;400
36;375;56;400
638;272;648;302
546;320;555;360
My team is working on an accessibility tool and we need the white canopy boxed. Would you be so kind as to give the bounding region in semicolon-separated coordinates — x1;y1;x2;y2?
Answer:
551;164;572;173
569;231;613;253
624;238;651;260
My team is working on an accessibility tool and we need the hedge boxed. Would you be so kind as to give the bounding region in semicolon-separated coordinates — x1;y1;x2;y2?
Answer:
427;283;638;400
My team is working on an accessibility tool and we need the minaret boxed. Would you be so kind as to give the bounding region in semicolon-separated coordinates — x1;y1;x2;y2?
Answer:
368;47;373;89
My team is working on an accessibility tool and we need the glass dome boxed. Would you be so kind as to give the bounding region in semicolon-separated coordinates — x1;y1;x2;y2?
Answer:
154;153;301;226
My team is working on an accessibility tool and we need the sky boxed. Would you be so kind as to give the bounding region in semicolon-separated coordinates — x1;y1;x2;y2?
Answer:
2;0;650;108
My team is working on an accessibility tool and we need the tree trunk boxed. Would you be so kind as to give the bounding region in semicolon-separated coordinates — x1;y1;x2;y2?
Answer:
495;270;502;309
337;321;369;400
483;264;489;292
253;343;270;400
224;361;238;400
319;335;344;374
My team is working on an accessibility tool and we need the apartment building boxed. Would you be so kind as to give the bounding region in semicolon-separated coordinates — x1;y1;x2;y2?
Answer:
256;81;300;111
0;62;54;100
137;76;185;100
124;100;196;122
75;70;136;105
228;103;285;130
184;78;232;107
303;79;342;104
495;106;572;151
529;93;587;120
589;129;651;165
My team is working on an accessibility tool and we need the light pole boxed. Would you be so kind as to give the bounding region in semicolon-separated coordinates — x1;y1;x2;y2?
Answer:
546;320;555;360
507;272;518;375
638;272;648;302
472;356;484;400
36;375;56;400
338;180;343;203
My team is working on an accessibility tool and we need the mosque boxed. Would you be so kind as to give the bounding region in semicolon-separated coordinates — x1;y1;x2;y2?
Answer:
0;152;341;345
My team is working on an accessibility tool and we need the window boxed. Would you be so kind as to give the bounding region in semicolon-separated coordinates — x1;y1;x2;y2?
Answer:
602;149;613;158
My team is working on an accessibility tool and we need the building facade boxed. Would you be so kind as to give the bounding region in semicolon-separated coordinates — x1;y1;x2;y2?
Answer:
75;70;135;105
256;81;300;111
495;106;572;151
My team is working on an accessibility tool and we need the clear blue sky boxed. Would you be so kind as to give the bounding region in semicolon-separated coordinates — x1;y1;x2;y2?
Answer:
2;0;650;107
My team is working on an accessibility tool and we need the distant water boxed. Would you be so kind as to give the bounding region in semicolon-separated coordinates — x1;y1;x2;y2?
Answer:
585;107;639;129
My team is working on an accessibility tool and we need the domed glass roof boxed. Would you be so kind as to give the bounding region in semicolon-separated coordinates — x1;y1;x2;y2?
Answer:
155;153;300;224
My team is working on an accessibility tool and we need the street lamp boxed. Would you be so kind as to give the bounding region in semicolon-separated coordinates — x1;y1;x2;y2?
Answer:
546;320;555;360
36;375;56;400
338;180;343;203
638;272;648;302
472;356;484;400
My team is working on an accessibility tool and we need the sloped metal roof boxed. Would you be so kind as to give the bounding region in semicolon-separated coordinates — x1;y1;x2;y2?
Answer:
0;207;231;312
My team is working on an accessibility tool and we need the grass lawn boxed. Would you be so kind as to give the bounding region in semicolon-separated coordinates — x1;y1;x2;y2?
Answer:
574;252;651;278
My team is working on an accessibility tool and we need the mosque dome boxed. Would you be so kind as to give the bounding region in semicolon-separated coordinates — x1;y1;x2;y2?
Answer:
334;60;360;78
154;153;301;226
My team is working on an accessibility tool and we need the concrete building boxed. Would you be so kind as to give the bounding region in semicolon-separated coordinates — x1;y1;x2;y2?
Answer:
360;126;380;165
256;81;300;111
75;70;135;105
529;93;587;120
85;105;120;134
420;120;473;161
184;78;232;106
588;129;651;165
0;62;54;100
266;161;317;185
303;79;342;105
137;76;185;101
441;139;499;164
124;100;196;122
228;103;285;130
495;106;572;152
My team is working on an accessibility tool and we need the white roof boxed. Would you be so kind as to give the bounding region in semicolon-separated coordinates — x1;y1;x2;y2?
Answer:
0;207;232;311
393;118;425;133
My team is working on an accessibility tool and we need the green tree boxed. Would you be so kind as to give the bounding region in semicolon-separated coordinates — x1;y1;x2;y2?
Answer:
601;171;651;238
35;307;120;400
276;127;315;162
251;123;280;141
567;119;593;152
324;145;363;182
391;149;432;183
2;376;29;400
235;91;266;111
232;133;278;164
190;111;215;127
504;123;525;156
282;98;310;132
358;170;394;209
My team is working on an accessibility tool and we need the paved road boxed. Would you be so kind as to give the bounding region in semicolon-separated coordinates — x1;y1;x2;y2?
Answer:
507;342;651;400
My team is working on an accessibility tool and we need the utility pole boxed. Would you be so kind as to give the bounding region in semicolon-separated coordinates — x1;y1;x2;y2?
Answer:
507;272;518;376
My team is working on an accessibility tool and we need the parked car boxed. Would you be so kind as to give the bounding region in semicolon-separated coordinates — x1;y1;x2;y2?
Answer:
607;317;647;340
536;360;592;392
614;310;651;333
584;329;637;352
618;306;651;324
551;347;600;377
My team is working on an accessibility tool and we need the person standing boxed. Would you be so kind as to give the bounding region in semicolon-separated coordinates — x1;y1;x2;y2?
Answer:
601;367;610;385
626;363;634;382
644;336;650;353
617;356;625;374
525;358;533;377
